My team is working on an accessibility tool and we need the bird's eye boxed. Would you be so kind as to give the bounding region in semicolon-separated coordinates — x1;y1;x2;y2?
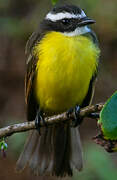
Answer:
61;19;70;25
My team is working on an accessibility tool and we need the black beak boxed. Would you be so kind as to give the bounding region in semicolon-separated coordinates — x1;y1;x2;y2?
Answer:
78;17;96;27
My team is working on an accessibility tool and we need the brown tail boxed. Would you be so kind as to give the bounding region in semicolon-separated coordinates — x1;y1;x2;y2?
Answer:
16;124;83;177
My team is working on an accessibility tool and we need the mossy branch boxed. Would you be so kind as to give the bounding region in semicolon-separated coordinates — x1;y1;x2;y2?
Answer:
0;103;104;139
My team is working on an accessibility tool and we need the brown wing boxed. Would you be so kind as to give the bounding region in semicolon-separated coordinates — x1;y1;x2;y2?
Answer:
25;31;42;121
25;57;38;121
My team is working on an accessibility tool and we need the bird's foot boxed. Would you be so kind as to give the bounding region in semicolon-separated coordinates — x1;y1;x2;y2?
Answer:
67;105;83;127
35;110;46;135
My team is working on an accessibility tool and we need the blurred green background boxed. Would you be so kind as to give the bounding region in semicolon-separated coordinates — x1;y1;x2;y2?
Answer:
0;0;117;179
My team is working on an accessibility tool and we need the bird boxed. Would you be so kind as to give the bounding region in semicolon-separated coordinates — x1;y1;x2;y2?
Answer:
16;4;100;177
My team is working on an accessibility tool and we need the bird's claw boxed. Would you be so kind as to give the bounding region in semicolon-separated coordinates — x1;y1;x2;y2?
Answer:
35;110;46;135
67;105;83;127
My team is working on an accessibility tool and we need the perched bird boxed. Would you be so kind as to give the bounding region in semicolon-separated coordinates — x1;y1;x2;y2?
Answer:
16;4;100;177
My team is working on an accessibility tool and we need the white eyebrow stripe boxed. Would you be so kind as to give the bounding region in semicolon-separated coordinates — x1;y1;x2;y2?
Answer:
45;10;86;22
81;10;86;18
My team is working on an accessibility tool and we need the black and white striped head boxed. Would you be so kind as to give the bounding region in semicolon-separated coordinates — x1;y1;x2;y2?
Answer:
41;5;95;36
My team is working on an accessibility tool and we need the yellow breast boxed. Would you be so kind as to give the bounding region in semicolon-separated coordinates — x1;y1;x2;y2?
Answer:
34;31;100;113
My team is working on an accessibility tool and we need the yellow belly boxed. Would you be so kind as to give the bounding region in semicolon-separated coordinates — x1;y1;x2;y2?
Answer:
34;32;100;113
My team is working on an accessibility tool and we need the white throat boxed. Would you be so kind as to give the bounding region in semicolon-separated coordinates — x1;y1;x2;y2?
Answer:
63;26;91;36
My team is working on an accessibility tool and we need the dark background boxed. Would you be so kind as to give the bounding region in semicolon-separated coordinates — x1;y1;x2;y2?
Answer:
0;0;117;179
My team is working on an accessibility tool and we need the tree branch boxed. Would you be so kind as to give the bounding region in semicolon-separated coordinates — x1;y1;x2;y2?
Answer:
0;103;104;139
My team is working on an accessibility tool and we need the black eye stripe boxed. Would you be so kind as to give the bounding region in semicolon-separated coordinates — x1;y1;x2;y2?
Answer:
61;19;71;25
60;18;80;26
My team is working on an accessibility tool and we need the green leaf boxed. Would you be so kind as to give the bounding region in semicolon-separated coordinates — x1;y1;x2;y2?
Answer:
0;139;8;151
98;91;117;140
51;0;58;5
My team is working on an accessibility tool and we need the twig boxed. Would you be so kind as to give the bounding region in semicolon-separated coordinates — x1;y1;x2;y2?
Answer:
0;103;104;139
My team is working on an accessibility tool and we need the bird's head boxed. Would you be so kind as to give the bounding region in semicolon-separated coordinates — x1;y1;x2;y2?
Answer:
41;4;95;36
